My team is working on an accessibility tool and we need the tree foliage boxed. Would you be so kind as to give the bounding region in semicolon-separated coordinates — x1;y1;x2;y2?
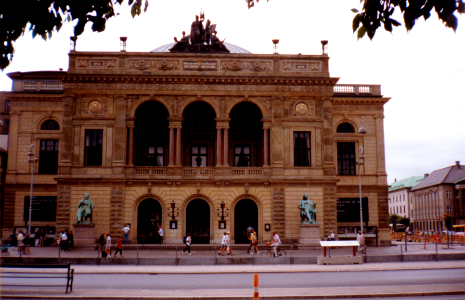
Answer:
246;0;464;40
0;0;148;70
352;0;464;40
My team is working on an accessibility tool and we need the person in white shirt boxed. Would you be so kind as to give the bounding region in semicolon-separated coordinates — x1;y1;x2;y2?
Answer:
271;232;281;257
122;224;130;244
158;226;164;244
226;231;234;255
105;233;112;258
219;232;227;255
356;231;365;253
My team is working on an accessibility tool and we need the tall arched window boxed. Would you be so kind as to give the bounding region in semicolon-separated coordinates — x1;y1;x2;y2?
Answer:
41;120;60;130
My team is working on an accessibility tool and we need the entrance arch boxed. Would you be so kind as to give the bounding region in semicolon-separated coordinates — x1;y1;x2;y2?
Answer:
234;199;258;244
186;199;211;244
137;199;162;244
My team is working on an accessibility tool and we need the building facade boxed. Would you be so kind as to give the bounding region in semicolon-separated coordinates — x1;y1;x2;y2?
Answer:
388;176;423;219
410;162;465;232
1;41;391;244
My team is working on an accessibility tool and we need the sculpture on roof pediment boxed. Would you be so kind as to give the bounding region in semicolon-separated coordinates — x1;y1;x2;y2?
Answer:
169;11;230;54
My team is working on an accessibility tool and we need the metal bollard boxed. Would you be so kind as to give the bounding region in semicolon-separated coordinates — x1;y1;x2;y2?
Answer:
254;273;259;300
435;242;438;262
137;246;139;266
175;246;178;266
58;243;61;264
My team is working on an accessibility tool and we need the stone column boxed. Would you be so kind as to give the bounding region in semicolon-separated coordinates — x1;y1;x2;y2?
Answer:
263;127;269;166
216;127;222;166
169;126;175;166
128;126;134;166
60;94;76;172
223;127;229;167
113;95;126;166
176;126;182;166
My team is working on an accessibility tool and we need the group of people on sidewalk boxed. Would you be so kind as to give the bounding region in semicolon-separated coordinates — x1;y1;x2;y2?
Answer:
58;229;74;252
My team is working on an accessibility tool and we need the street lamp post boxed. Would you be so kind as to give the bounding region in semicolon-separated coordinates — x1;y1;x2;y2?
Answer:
357;118;367;235
27;144;38;235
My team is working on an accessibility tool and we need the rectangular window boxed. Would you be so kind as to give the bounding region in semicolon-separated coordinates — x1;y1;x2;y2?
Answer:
84;129;103;166
191;145;207;167
39;140;59;174
446;190;451;198
5;100;11;111
234;145;251;167
294;132;311;167
337;142;356;175
148;145;164;166
447;205;452;214
24;196;57;222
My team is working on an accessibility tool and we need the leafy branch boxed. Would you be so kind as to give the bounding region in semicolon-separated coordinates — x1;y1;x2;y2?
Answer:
0;0;149;70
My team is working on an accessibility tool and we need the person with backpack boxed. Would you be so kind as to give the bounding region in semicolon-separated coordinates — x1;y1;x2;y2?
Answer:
182;233;192;255
247;230;254;254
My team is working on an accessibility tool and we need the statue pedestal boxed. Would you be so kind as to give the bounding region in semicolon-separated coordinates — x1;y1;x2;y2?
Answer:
72;223;95;246
299;223;321;246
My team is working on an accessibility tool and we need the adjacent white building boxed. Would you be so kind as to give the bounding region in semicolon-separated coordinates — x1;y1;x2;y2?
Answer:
388;176;423;219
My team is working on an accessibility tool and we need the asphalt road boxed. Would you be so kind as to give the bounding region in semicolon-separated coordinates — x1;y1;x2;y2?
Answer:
71;269;465;290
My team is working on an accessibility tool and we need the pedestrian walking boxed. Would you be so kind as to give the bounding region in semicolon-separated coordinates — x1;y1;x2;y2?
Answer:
247;229;254;254
60;229;68;252
122;224;130;244
219;232;227;255
226;231;234;255
105;233;112;258
356;231;365;253
250;231;259;254
40;228;46;246
158;226;164;244
182;233;192;255
68;231;74;250
23;233;31;254
34;229;42;246
17;230;24;254
115;237;123;257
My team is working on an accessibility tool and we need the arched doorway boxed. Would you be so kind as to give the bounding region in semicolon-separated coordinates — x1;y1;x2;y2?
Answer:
137;199;162;244
234;199;258;244
186;199;210;244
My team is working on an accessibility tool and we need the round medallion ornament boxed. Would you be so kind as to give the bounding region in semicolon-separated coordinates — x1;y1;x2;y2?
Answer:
295;103;308;115
88;100;102;113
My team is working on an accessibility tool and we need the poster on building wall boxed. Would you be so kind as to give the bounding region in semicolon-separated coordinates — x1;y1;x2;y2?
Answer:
23;196;57;222
337;197;369;223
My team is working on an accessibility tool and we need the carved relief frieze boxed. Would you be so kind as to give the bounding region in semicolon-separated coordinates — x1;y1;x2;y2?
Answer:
12;101;62;108
281;61;322;72
248;61;272;72
128;59;152;70
81;98;109;115
68;82;334;94
127;59;180;71
333;104;383;112
153;59;180;71
221;60;247;71
290;100;316;116
126;95;139;113
77;59;117;69
221;60;272;72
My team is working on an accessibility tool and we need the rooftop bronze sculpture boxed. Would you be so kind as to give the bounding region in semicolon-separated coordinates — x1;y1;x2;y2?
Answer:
170;11;230;54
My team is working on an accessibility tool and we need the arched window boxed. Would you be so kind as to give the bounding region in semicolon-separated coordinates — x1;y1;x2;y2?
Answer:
41;120;60;130
336;122;355;133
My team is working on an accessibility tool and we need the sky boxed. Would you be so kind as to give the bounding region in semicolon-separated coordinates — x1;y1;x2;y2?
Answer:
1;0;464;184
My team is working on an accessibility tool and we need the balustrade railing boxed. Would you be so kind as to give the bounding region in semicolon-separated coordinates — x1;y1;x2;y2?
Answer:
334;84;381;96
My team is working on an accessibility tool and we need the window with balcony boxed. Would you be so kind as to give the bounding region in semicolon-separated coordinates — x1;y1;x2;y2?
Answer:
191;145;208;167
294;132;311;167
337;142;356;175
235;145;251;167
39;140;59;174
84;129;103;166
147;145;164;166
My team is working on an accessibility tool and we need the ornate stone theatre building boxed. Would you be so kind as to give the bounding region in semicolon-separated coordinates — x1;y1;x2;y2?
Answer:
1;25;391;245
